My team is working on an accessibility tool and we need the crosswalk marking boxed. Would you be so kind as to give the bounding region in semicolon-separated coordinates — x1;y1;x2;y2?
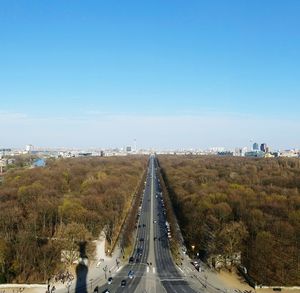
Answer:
153;267;156;274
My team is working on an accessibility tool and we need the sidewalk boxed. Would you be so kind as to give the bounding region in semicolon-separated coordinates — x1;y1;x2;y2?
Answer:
54;231;122;293
0;232;123;293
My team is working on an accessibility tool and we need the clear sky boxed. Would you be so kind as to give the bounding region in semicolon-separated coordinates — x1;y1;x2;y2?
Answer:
1;0;300;150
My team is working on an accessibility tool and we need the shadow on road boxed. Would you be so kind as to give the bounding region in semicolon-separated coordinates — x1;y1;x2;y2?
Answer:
75;242;88;293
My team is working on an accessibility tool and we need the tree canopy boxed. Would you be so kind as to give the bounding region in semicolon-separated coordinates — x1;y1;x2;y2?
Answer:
159;155;300;286
0;156;147;283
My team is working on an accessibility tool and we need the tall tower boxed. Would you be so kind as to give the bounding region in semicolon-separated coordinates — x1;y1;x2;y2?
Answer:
134;139;137;152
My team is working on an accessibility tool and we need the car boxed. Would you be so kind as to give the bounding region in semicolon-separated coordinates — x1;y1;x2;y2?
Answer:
135;258;140;263
121;280;126;287
139;237;144;241
128;270;134;279
129;256;134;263
153;220;157;223
143;224;146;227
102;290;110;293
138;224;141;228
93;287;99;293
137;247;143;253
108;277;113;284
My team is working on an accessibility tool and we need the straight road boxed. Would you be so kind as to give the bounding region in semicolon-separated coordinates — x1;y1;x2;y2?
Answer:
97;155;201;293
96;158;153;293
152;156;199;293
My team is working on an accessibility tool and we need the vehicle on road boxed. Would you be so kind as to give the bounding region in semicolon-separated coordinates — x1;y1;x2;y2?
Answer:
129;256;134;263
108;277;113;284
121;280;126;287
128;270;135;279
102;289;109;293
139;237;144;241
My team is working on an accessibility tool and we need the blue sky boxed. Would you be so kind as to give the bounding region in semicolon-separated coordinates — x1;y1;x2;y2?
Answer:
1;0;300;149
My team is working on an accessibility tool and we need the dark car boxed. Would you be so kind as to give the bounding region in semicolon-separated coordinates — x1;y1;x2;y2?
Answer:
140;237;144;241
121;280;126;287
129;256;134;263
108;277;113;284
102;290;110;293
93;287;99;293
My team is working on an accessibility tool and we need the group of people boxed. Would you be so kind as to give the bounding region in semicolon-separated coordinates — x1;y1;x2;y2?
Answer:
46;285;56;293
53;271;74;285
0;288;25;293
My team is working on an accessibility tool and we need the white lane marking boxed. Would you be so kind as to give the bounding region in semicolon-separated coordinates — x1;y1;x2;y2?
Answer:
153;267;156;274
147;266;149;273
177;266;184;273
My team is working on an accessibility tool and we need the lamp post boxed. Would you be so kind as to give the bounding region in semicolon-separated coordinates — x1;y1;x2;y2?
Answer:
65;280;72;293
191;245;195;259
204;274;208;288
103;265;108;279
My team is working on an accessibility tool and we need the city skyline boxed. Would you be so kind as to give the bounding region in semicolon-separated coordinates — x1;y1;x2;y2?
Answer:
1;1;300;148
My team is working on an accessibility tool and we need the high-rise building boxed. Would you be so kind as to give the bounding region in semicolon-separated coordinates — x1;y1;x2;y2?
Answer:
253;143;259;150
25;144;34;153
260;143;267;152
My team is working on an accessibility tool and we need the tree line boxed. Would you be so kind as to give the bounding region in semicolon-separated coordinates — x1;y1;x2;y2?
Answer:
158;155;300;286
0;156;147;283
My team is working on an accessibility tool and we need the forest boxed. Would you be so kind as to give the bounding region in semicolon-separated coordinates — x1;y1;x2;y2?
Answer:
0;156;147;283
158;155;300;286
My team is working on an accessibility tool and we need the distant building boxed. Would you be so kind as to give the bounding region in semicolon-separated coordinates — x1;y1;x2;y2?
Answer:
25;144;34;153
0;148;12;156
234;148;244;157
78;152;92;157
126;146;132;152
245;150;265;158
217;151;234;156
253;143;259;151
260;143;267;152
280;150;299;158
0;159;6;174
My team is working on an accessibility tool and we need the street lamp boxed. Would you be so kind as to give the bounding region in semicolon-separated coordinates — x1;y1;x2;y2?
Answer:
191;245;195;258
65;280;72;293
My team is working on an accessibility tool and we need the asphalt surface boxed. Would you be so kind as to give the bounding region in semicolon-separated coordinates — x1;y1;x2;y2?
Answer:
96;155;201;293
96;158;152;293
152;157;199;293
